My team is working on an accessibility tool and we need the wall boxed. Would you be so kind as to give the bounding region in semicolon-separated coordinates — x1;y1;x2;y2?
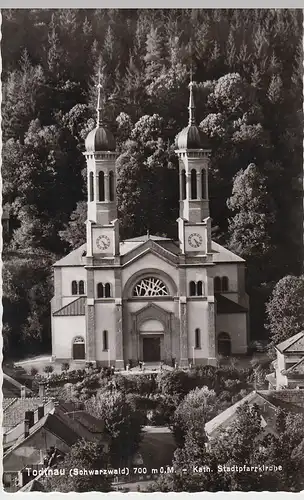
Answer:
121;253;178;295
187;300;209;359
216;313;247;354
61;267;86;298
212;263;239;292
52;316;86;359
95;302;116;362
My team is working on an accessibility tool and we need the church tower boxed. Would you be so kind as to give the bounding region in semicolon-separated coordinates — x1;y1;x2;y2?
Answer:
83;74;119;258
175;79;212;255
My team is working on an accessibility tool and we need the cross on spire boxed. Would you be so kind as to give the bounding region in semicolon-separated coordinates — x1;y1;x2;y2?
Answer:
95;65;107;127
188;66;196;126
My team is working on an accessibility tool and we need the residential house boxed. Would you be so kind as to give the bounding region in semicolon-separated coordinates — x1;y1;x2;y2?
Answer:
3;401;109;492
205;389;304;440
266;331;304;389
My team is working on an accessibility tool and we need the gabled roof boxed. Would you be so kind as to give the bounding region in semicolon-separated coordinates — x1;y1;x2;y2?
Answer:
53;236;245;268
53;243;86;267
205;391;261;437
205;389;304;438
215;293;248;314
276;331;304;353
283;356;304;376
19;478;45;492
4;404;107;461
53;297;86;317
211;241;245;263
3;398;42;429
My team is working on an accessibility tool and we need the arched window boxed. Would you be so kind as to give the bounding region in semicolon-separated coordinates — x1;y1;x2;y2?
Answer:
181;170;186;200
218;332;231;356
191;169;197;199
222;276;229;292
189;281;196;296
71;281;78;295
89;172;94;201
201;169;207;199
99;171;105;201
133;277;169;297
79;280;85;295
105;283;111;298
214;277;221;293
103;330;108;351
197;281;203;296
195;328;201;349
109;171;114;202
97;283;104;298
73;336;85;360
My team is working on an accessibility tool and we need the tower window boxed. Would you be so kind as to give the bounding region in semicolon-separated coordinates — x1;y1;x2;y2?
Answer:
103;330;108;351
197;281;203;296
109;171;115;202
191;169;197;199
214;277;221;293
222;277;229;292
201;169;206;199
105;283;111;298
99;171;105;201
89;172;94;202
72;281;78;295
181;170;186;200
78;280;85;295
195;328;201;349
97;283;104;298
189;281;196;296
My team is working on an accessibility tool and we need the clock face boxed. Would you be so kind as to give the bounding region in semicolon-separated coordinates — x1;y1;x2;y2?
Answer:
96;234;111;251
188;232;203;249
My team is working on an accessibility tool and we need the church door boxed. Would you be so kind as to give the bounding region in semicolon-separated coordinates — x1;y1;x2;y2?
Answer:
73;337;85;360
143;337;161;362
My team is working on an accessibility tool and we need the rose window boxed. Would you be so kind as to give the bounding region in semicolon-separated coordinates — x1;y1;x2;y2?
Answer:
133;277;169;297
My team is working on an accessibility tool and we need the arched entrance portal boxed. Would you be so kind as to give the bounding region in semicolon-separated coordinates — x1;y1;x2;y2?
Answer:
140;319;164;363
73;336;85;360
217;332;231;356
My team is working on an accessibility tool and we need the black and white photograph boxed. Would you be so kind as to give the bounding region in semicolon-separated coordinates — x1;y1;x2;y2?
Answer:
1;8;304;493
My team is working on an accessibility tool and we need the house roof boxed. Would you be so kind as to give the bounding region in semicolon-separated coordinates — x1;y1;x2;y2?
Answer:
205;389;304;438
3;373;33;398
215;293;248;314
276;331;304;353
53;237;245;268
3;398;42;429
53;296;86;316
19;478;45;492
283;356;304;376
205;391;260;437
4;403;107;461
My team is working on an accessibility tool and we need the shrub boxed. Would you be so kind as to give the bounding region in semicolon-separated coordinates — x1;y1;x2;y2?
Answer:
44;365;54;374
30;366;38;376
61;362;70;372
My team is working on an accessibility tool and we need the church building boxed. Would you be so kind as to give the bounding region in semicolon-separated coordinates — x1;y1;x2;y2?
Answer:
51;80;249;368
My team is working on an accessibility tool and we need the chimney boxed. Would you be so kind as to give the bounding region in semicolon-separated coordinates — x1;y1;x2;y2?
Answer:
24;419;30;438
39;383;45;401
24;410;34;428
21;385;26;399
37;405;44;420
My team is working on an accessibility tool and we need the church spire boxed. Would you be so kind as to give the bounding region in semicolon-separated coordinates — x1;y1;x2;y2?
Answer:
188;67;196;126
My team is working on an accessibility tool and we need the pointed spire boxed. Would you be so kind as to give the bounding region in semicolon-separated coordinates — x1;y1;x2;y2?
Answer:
96;71;103;127
188;65;196;126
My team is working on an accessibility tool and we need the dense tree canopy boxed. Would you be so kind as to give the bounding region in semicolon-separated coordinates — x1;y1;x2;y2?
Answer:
2;9;303;356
